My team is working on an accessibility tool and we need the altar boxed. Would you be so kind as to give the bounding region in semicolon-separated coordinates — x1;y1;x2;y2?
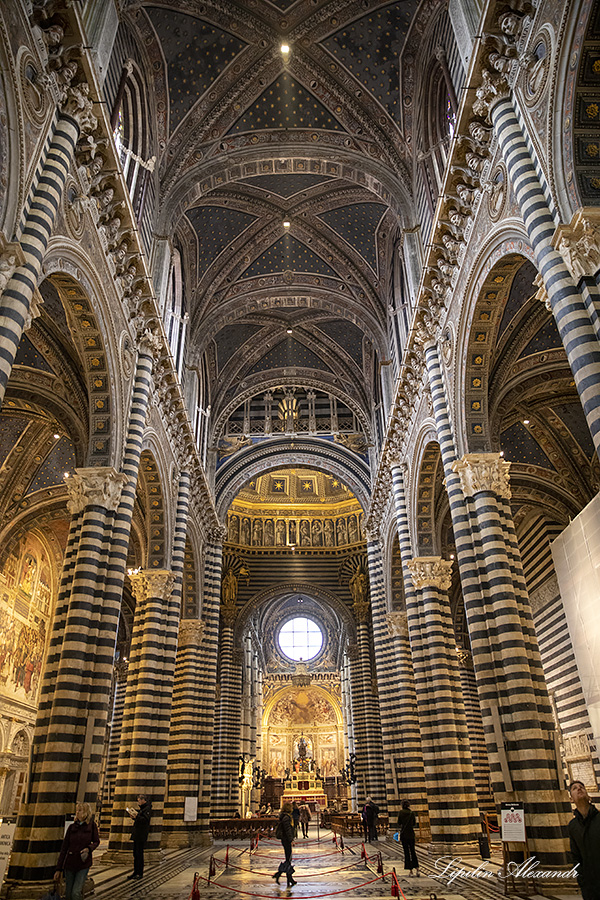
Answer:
281;736;328;810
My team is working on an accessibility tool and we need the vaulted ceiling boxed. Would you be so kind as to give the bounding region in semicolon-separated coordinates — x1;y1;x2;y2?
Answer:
126;0;426;431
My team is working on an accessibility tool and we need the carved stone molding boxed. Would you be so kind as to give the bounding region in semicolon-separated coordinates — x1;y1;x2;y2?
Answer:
346;642;359;662
529;574;560;615
129;569;175;603
207;525;228;545
232;648;245;666
452;452;511;499
406;557;453;592
553;208;600;281
0;235;26;296
178;619;205;647
456;646;474;670
66;466;128;514
114;659;129;683
533;272;551;312
386;611;408;638
22;287;44;333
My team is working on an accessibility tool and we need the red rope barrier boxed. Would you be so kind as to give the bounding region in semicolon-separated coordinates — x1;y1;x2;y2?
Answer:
190;872;200;900
212;856;372;878
250;848;343;859
195;870;388;897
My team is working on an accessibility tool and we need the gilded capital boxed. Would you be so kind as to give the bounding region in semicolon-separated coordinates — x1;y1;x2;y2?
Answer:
353;598;370;624
66;466;128;514
406;556;453;592
452;452;511;499
221;601;238;628
178;619;205;647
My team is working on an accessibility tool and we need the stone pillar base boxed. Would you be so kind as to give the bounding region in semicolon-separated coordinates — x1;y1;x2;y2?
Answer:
1;876;94;899
426;839;480;854
100;848;165;866
162;829;214;849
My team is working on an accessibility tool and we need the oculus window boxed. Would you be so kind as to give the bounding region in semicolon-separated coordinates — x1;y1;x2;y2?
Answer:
278;617;323;661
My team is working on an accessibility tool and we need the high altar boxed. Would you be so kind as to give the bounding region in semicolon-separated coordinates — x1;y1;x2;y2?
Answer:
282;736;328;809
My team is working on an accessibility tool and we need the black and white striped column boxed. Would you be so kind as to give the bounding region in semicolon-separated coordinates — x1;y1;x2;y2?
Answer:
491;95;600;459
365;533;422;818
0;90;96;406
389;462;433;832
452;452;570;863
5;467;127;887
212;604;244;818
106;569;176;861
406;556;480;845
100;660;129;829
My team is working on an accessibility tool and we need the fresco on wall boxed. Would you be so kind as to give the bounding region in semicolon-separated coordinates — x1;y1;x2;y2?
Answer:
269;689;336;727
0;535;53;708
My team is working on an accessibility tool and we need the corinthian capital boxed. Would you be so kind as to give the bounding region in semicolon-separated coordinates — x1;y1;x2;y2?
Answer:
207;524;227;545
178;619;205;647
553;209;600;281
221;601;238;628
406;557;453;591
129;569;175;602
452;452;511;499
386;611;408;637
66;466;128;514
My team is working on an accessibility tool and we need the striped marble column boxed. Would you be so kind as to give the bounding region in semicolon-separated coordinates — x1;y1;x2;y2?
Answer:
452;453;570;863
100;660;129;829
163;534;223;841
491;95;600;458
457;652;494;813
354;605;386;807
212;604;244;818
106;569;176;861
389;462;431;832
346;642;367;805
406;557;480;844
5;467;127;890
365;533;424;820
0;88;96;406
162;619;206;847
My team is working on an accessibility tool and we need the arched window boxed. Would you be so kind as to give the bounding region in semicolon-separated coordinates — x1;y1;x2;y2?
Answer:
111;61;155;221
164;248;187;378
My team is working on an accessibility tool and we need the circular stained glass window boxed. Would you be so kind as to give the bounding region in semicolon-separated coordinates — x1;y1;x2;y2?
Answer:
278;617;323;661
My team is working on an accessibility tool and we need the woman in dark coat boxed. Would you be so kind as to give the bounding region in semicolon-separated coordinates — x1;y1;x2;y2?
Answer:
54;802;100;900
397;800;419;876
272;801;297;887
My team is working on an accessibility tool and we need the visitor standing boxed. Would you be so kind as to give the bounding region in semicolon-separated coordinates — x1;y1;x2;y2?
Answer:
54;802;99;900
299;803;312;838
568;780;600;900
292;801;300;838
127;794;152;880
397;800;419;876
272;801;297;887
361;797;379;843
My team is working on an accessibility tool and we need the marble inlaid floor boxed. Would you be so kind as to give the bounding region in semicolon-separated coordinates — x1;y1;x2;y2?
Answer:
92;829;573;900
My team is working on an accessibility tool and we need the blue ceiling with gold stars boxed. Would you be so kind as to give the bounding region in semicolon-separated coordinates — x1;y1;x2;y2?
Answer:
498;261;537;336
519;318;563;357
186;206;257;274
25;436;76;495
228;74;345;133
0;416;28;466
318;202;386;271
552;403;596;459
15;335;55;373
321;2;418;121
500;422;555;470
238;173;334;197
243;236;338;278
146;6;247;133
247;338;333;375
317;319;364;366
216;323;264;371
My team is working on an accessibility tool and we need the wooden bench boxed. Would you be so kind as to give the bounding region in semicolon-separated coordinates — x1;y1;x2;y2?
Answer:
210;816;278;840
329;814;389;837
